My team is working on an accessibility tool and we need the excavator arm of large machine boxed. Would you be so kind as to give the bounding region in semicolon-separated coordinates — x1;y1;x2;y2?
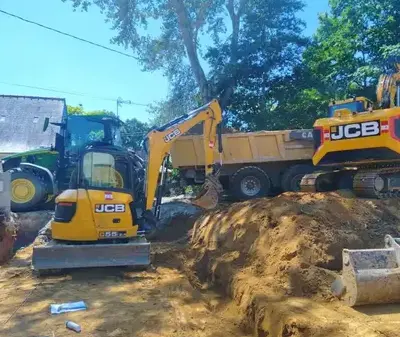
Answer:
143;99;223;214
377;61;400;109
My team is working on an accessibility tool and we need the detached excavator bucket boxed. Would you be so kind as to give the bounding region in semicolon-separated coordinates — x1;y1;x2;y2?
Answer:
332;235;400;307
32;238;151;272
191;174;223;210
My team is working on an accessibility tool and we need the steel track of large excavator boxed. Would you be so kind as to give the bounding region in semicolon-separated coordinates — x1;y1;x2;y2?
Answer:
353;166;400;199
300;171;341;193
301;164;400;199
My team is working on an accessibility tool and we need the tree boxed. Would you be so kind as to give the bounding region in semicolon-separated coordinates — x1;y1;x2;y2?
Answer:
63;0;307;128
303;0;400;101
67;105;115;116
259;0;400;131
67;104;85;115
121;118;150;150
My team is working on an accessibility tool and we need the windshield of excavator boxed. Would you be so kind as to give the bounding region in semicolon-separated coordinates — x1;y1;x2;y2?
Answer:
81;151;131;190
67;116;122;153
328;101;365;117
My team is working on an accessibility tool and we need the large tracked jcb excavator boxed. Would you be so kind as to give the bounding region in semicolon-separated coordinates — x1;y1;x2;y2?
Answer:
31;100;223;273
299;60;400;307
300;61;400;198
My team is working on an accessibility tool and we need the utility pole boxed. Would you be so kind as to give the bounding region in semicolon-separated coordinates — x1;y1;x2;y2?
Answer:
116;97;136;118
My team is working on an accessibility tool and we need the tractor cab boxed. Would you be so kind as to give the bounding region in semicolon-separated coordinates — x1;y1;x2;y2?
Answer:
65;115;123;155
328;97;373;117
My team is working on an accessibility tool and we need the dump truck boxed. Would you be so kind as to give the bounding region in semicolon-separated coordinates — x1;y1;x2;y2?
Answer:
170;129;315;200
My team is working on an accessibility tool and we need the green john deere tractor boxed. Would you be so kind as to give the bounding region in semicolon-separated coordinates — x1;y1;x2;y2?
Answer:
2;114;123;212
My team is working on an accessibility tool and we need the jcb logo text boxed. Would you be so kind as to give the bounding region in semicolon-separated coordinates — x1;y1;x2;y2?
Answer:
95;204;125;213
330;121;380;141
164;129;181;143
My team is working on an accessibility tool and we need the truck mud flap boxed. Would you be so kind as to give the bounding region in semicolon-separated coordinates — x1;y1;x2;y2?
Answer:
332;235;400;306
32;239;150;271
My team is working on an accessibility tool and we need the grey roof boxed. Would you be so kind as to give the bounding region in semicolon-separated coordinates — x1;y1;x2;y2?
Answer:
0;95;67;153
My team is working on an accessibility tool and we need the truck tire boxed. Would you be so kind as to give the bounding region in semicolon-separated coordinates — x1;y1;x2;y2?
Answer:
281;164;314;192
10;171;46;212
230;166;271;200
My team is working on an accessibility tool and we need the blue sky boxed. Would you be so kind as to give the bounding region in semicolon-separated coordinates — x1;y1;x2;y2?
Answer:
0;0;329;122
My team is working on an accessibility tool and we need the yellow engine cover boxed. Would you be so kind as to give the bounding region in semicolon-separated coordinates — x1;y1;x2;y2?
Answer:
313;107;400;166
51;189;139;241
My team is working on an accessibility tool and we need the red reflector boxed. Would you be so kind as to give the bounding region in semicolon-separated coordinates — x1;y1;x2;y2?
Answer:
209;141;215;148
382;120;389;133
58;202;73;207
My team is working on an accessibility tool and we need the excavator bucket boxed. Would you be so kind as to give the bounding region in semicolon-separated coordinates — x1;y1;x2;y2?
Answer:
331;235;400;307
32;238;151;272
191;174;223;210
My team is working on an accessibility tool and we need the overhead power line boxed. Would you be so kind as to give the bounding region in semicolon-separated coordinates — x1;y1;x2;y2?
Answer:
0;81;150;107
0;9;139;60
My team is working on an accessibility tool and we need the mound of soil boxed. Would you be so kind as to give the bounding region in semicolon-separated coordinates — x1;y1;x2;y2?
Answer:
0;214;19;264
186;192;400;336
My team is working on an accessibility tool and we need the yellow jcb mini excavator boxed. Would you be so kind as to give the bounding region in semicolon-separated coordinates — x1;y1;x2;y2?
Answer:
31;99;223;273
300;60;400;198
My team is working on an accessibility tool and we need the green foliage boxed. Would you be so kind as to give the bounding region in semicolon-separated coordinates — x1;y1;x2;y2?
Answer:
304;0;400;99
67;105;115;116
260;0;400;130
121;118;150;150
67;104;85;115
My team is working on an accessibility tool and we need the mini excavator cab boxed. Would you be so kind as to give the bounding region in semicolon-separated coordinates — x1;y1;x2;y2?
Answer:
51;145;143;242
328;97;374;117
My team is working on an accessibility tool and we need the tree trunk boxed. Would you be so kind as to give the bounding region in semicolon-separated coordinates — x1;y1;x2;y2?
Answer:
170;0;211;103
218;0;245;109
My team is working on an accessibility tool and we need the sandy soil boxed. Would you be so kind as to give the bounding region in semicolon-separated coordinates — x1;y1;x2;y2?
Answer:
187;191;400;336
3;193;400;337
0;244;249;337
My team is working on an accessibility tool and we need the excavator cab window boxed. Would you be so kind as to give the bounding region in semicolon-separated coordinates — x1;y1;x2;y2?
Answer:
328;101;365;117
80;151;132;191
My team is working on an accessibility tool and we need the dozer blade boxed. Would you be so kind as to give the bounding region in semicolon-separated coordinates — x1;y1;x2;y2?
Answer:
191;174;223;210
32;238;150;271
332;235;400;307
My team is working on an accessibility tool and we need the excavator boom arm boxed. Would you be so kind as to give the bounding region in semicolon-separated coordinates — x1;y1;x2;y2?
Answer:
144;99;223;211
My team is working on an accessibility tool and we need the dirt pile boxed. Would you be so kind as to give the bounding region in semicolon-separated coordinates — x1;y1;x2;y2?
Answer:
0;214;18;264
186;192;400;336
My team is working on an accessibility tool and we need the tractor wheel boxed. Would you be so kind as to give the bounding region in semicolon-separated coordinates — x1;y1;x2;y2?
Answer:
10;171;46;212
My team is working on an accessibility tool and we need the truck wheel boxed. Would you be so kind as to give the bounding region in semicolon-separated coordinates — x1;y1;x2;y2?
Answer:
281;165;314;192
10;171;46;212
231;166;271;200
